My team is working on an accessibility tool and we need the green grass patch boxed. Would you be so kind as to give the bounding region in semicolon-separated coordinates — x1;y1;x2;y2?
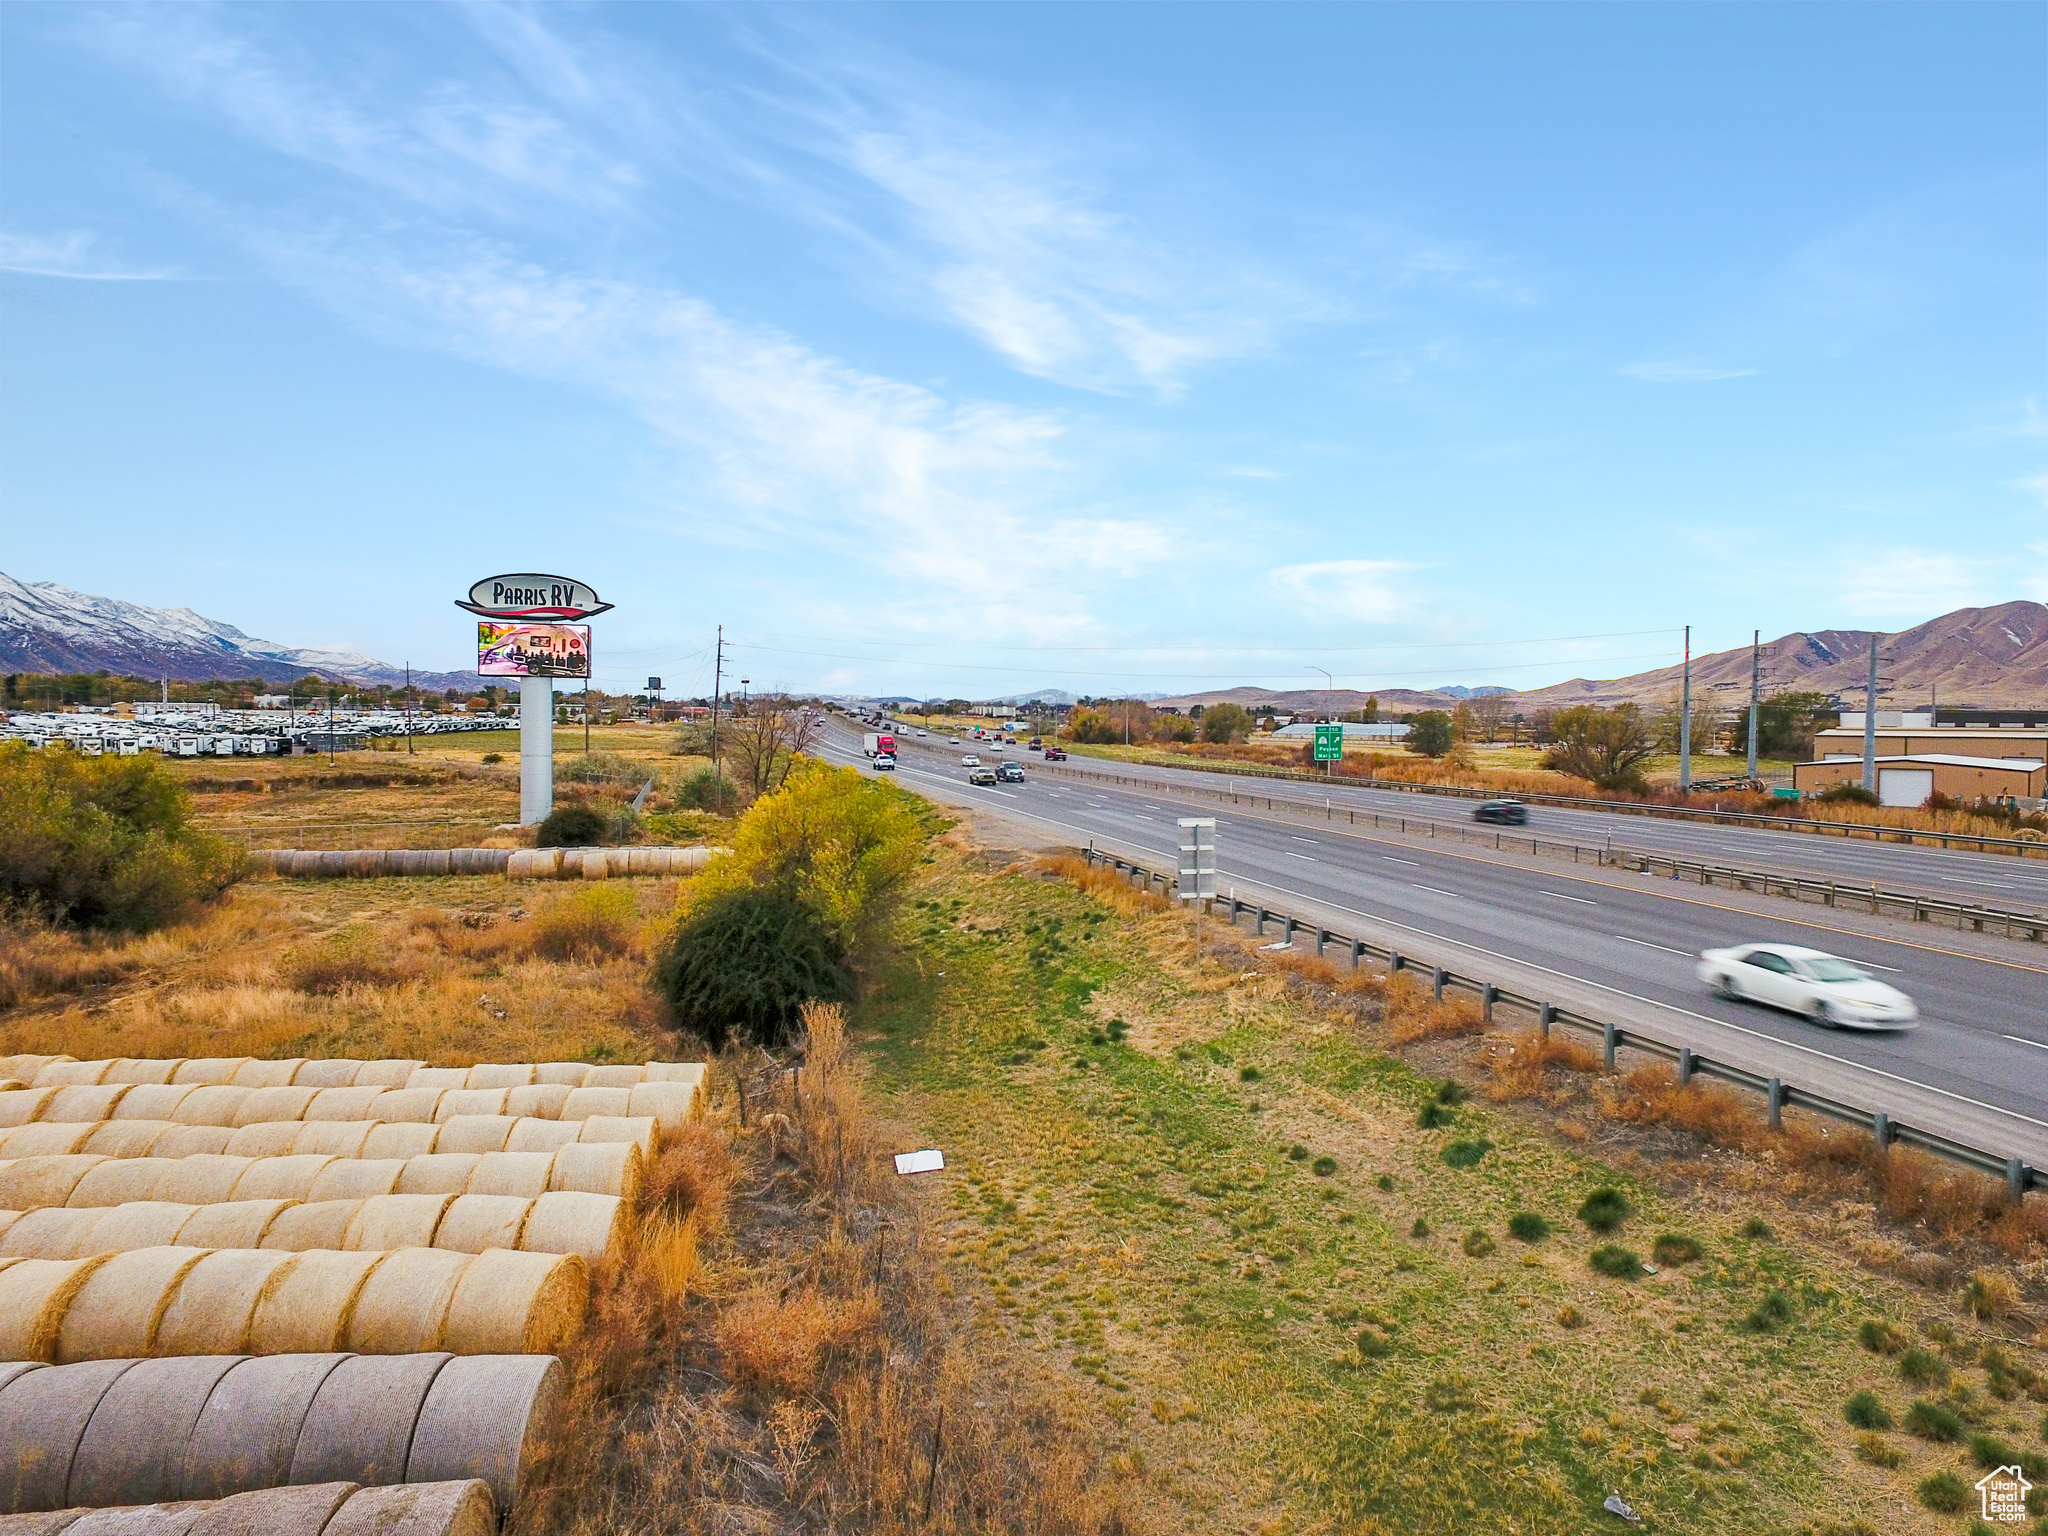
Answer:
1588;1245;1642;1280
1440;1138;1492;1169
1843;1391;1891;1430
1577;1187;1632;1233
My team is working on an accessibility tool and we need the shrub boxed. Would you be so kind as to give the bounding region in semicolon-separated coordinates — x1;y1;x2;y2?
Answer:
1740;1216;1773;1239
1462;1229;1496;1258
1844;1391;1892;1430
1417;1101;1456;1129
0;741;243;932
1589;1245;1642;1280
1858;1319;1907;1355
529;884;641;962
1407;712;1455;759
1433;1079;1469;1106
675;766;741;815
560;750;645;785
1899;1347;1949;1387
1818;782;1881;807
1375;1175;1395;1192
1287;1144;1308;1161
536;803;610;847
1355;1326;1392;1359
1743;1289;1795;1333
1578;1187;1632;1233
1556;1305;1586;1329
1965;1270;2019;1320
1541;704;1653;793
481;752;503;764
1508;1212;1550;1243
1312;1156;1338;1177
1967;1433;2048;1481
1651;1234;1703;1266
1853;1432;1903;1468
1440;1138;1492;1169
1239;1066;1262;1082
653;887;851;1050
1915;1471;1969;1513
1905;1400;1963;1442
1409;1218;1430;1239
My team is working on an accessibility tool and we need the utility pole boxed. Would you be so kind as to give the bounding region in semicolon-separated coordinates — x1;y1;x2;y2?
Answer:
1678;626;1693;794
1745;630;1759;782
405;664;415;754
1862;634;1879;794
710;626;724;805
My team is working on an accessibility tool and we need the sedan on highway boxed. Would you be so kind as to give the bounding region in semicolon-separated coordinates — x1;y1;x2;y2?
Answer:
1474;800;1528;825
1696;943;1918;1029
961;753;981;766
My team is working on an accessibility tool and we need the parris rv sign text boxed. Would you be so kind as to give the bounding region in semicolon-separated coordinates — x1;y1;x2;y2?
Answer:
457;574;613;621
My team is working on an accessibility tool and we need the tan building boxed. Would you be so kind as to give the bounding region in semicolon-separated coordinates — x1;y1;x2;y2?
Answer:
1794;752;2046;806
1813;725;2048;762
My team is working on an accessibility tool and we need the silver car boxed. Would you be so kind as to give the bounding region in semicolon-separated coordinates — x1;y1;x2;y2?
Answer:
1696;943;1917;1029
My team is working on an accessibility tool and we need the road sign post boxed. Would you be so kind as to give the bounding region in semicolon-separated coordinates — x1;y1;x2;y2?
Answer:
460;573;611;826
1178;816;1218;960
1313;723;1343;775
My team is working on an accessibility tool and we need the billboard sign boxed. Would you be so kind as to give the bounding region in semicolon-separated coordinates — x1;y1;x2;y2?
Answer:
458;574;613;621
477;622;590;678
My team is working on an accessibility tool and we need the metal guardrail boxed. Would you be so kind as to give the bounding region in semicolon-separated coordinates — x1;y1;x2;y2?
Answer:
1080;846;2040;1203
1041;760;2048;943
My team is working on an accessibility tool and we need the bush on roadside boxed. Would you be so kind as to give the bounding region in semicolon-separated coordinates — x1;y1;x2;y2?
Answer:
1817;782;1880;807
530;884;643;963
536;803;611;847
675;767;741;816
653;886;851;1050
0;741;243;932
560;751;645;786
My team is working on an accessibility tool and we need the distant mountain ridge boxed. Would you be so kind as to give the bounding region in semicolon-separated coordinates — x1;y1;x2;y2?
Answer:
0;573;477;692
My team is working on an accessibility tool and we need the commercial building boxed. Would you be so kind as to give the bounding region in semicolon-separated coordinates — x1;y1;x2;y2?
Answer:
1795;713;2047;807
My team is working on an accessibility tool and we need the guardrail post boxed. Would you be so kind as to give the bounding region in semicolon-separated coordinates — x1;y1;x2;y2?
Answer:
1351;938;1365;969
1825;881;1836;907
1255;907;1268;935
1677;1047;1694;1086
1283;916;1297;946
1601;1022;1617;1070
1766;1078;1783;1131
1481;983;1497;1022
1538;1003;1555;1040
1872;1111;1891;1149
1315;927;1328;957
1431;966;1446;1002
2009;1159;2030;1206
1389;951;1404;974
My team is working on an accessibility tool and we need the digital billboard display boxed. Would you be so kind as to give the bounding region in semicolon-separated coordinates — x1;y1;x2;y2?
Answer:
477;622;591;678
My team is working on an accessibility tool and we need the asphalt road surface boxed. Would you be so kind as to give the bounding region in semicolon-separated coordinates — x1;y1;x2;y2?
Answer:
825;721;2048;1168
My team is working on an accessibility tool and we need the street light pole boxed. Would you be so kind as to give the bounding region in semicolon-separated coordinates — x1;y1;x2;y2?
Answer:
1308;666;1335;776
1745;630;1759;783
1677;626;1693;795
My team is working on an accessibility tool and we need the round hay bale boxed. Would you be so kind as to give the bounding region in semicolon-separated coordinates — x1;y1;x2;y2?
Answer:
170;1090;249;1128
2;1210;102;1261
103;1061;181;1087
575;1116;654;1156
393;1158;477;1197
229;1089;317;1129
0;1356;135;1510
258;1201;361;1253
556;1088;629;1122
0;1160;107;1214
221;1123;302;1160
429;1091;506;1126
579;1066;645;1090
151;1160;253;1207
80;1123;177;1158
226;1062;303;1090
431;1197;530;1256
501;1085;569;1122
0;1359;42;1392
345;1249;472;1354
624;848;651;877
518;1193;626;1267
406;1356;564;1516
32;1064;114;1089
288;1123;374;1159
56;1247;209;1362
327;1479;494;1536
365;1092;442;1126
460;1066;533;1091
439;1250;584;1356
289;1354;450;1488
67;1354;244;1508
66;1161;173;1209
228;1157;334;1203
175;1352;348;1500
641;1063;705;1087
578;850;607;881
171;1201;291;1252
246;1251;386;1354
168;1062;248;1088
183;1480;358;1536
316;852;351;879
500;1121;576;1155
343;851;383;879
625;1084;696;1138
503;849;535;880
6;1056;74;1085
358;1124;438;1161
288;1061;363;1091
0;1091;59;1130
153;1249;298;1356
547;1142;640;1203
43;1088;133;1125
0;1127;96;1161
0;1508;87;1536
420;851;453;878
464;1155;549;1201
403;1070;467;1094
148;1129;233;1159
344;1196;453;1254
347;1062;423;1090
431;1119;513;1157
302;1088;383;1123
530;1065;587;1088
0;1218;18;1246
86;1204;199;1256
306;1161;406;1203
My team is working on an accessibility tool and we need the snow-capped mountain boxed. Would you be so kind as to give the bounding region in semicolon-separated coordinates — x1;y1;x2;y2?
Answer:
0;573;477;691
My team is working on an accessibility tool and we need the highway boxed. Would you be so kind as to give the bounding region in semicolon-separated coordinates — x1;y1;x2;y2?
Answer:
821;720;2048;1168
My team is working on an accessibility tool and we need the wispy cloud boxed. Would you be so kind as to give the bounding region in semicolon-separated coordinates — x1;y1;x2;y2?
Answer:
1265;559;1423;624
1835;545;2048;620
1619;360;1758;383
0;231;179;280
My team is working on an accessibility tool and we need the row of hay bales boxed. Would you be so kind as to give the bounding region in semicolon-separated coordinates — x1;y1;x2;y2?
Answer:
0;1245;584;1363
5;1479;499;1536
0;1083;693;1135
247;845;716;881
1;1350;558;1515
2;1191;625;1266
5;1057;703;1092
0;1142;640;1213
1;1113;654;1164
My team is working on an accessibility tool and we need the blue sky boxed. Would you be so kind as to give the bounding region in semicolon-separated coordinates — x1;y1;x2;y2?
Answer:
3;2;2042;700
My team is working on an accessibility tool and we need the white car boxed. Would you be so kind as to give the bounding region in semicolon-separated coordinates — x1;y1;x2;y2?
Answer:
947;737;961;745
872;754;896;772
961;753;980;766
1696;943;1917;1029
915;730;928;738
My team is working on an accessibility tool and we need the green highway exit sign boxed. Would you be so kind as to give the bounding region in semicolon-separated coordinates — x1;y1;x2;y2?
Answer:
1313;724;1344;762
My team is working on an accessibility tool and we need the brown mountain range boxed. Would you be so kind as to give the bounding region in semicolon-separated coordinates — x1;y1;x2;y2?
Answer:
1154;601;2048;715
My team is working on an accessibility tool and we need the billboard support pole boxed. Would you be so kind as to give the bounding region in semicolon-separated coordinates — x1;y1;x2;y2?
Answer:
521;674;554;825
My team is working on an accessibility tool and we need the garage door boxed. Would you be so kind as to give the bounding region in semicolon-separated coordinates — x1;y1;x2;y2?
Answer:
1877;768;1934;808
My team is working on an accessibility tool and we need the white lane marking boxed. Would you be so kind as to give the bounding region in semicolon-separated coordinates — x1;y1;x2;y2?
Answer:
1285;852;1318;862
1413;885;1459;897
2004;1036;2048;1052
1541;891;1596;905
1291;835;1319;843
1944;877;2016;888
1840;957;1902;973
1135;815;1157;822
1616;936;1692;956
1383;857;1420;867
